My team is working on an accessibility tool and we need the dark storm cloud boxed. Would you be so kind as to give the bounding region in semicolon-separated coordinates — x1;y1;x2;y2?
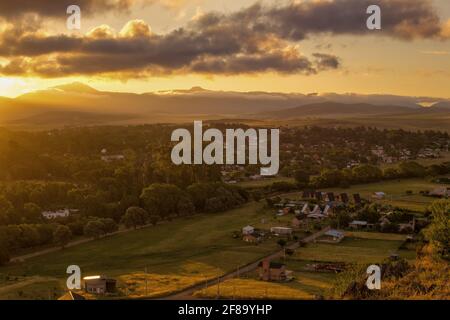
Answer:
0;0;448;78
0;0;135;18
194;0;446;41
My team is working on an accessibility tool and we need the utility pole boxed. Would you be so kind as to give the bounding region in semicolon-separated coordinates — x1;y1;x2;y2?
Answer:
145;279;148;296
216;279;220;299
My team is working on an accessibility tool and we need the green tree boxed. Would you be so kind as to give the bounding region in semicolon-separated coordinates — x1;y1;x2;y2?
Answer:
99;218;119;234
84;220;105;239
140;183;185;218
23;203;42;222
121;207;149;229
53;225;72;248
0;247;9;266
294;169;310;188
352;164;382;183
398;161;426;178
0;196;14;225
424;199;450;258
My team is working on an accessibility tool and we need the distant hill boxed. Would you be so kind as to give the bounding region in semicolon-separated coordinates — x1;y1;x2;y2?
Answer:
258;102;418;119
1;82;449;128
7;111;137;127
52;82;100;94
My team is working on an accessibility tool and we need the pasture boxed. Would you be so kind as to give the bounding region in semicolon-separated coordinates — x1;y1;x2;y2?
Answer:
0;202;282;299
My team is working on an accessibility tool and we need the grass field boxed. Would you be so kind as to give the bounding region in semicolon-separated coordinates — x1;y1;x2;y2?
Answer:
193;274;334;300
0;202;284;299
293;237;414;264
237;176;295;189
381;151;450;170
0;177;427;299
280;177;444;212
194;231;415;300
323;178;444;212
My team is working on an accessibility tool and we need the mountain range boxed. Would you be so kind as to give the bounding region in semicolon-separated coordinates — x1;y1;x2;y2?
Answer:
0;82;449;129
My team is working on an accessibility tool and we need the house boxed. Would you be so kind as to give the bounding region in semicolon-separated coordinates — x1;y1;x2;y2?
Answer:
257;260;292;281
41;209;70;219
340;193;349;203
322;205;333;216
311;205;322;215
429;187;449;198
326;192;335;202
349;220;368;229
83;275;117;295
302;190;315;198
379;216;391;227
307;213;325;220
372;192;386;200
270;227;293;236
318;229;345;244
301;203;310;214
242;225;255;235
399;221;415;233
58;291;86;300
315;192;323;201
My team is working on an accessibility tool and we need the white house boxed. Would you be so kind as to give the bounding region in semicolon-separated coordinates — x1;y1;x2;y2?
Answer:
372;192;386;200
301;203;310;214
42;209;71;219
349;220;368;229
242;225;255;235
270;227;293;235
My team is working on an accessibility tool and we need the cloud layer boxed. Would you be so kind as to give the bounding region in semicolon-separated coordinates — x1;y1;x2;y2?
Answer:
0;0;448;78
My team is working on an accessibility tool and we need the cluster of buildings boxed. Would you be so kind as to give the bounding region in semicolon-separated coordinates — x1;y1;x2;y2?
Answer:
371;145;445;164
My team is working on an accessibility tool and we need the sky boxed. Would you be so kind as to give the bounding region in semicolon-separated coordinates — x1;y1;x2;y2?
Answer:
0;0;449;98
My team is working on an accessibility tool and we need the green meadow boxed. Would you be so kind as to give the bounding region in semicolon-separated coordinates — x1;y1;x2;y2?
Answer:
0;202;282;299
194;231;415;300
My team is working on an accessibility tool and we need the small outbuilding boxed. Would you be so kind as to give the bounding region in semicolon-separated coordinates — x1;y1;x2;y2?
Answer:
257;260;292;281
349;220;368;229
242;225;255;235
83;275;117;295
318;229;345;244
270;227;293;236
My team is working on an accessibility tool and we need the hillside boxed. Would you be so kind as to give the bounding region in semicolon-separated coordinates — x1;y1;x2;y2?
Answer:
1;83;449;128
258;102;418;119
